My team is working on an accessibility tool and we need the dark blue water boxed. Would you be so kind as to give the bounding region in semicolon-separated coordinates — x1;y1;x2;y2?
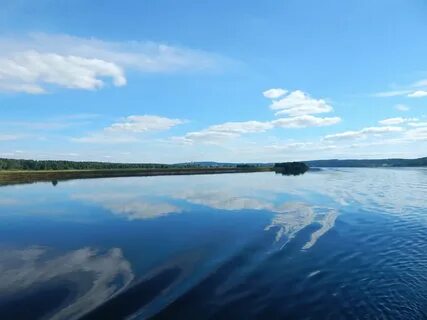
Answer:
0;168;426;319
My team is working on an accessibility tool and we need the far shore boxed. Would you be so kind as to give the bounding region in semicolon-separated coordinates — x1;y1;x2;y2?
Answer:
0;167;273;186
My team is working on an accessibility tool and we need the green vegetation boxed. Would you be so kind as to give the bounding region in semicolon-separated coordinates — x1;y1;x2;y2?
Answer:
0;158;272;171
0;158;171;171
273;162;309;175
0;161;273;186
0;158;314;186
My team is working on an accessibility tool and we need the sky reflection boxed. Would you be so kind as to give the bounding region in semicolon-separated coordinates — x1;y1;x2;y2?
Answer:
1;168;426;319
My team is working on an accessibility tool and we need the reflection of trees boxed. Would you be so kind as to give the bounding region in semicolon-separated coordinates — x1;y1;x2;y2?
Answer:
0;246;134;320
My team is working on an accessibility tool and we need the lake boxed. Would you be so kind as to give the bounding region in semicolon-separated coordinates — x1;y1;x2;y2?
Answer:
0;168;426;319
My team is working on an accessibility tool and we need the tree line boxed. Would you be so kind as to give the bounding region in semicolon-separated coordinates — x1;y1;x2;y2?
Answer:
0;158;172;171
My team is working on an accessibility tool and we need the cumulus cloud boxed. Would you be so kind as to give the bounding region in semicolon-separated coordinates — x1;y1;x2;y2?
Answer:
0;33;223;94
273;115;341;128
378;117;418;126
0;51;126;94
176;88;341;144
262;88;287;99
324;126;403;140
267;90;333;116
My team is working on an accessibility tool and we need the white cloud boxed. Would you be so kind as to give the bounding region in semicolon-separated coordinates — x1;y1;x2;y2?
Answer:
395;104;410;112
268;90;333;116
266;141;337;152
262;88;287;99
175;88;341;145
324;126;403;140
374;90;412;97
375;78;427;98
0;33;223;94
273;115;341;128
72;115;183;143
176;120;273;144
71;133;139;144
324;131;362;140
407;121;427;127
0;114;99;131
362;126;403;134
378;117;418;126
177;115;341;144
107;115;184;133
0;51;126;94
407;90;427;98
208;121;273;134
405;127;427;141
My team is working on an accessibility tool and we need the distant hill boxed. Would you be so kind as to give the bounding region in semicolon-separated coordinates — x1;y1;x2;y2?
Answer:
305;157;427;168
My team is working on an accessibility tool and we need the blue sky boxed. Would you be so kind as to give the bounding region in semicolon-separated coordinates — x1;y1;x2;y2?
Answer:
1;0;427;162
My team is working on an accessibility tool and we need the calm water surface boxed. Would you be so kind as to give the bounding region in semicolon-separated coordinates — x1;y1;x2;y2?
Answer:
0;168;426;319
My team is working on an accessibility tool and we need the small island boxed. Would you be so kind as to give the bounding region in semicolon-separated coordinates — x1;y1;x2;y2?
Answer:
273;162;309;175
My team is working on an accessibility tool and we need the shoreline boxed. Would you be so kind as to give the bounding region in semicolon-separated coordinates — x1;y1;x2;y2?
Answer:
0;167;273;186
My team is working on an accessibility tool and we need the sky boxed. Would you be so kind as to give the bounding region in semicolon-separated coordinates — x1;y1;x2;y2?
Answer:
1;0;427;163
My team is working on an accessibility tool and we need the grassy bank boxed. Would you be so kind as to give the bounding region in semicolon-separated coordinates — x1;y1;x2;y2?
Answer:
0;167;272;186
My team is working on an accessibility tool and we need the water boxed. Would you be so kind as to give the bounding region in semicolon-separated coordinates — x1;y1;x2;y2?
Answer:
0;168;426;319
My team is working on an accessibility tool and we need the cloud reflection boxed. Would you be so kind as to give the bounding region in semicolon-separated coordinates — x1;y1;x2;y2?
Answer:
0;246;134;320
72;193;181;220
70;175;341;251
175;191;337;250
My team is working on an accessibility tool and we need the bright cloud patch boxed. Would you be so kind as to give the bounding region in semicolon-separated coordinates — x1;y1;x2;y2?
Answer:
375;78;427;99
262;88;287;99
175;88;341;144
177;121;273;144
378;117;418;126
273;115;341;128
407;90;427;98
324;126;403;140
208;121;274;134
268;90;333;116
178;116;341;144
0;51;126;94
0;33;222;94
73;115;184;143
107;115;184;133
405;127;427;141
